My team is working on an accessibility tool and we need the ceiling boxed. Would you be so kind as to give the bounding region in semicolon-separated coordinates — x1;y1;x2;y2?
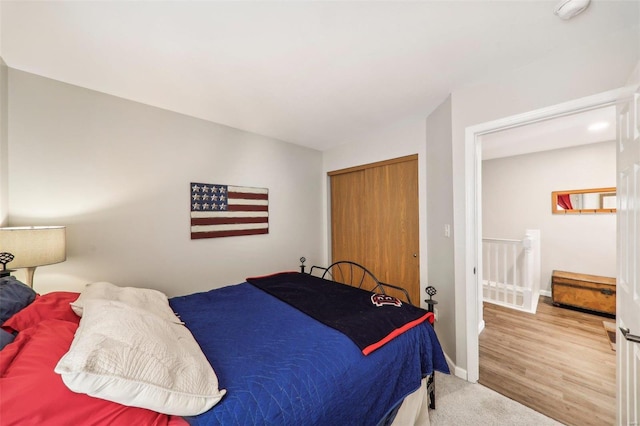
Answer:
481;105;617;160
1;1;638;152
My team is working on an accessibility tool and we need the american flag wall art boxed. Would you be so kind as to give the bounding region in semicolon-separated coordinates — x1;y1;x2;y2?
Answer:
190;182;269;239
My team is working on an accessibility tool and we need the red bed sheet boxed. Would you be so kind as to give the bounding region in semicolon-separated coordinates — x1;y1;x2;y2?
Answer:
0;291;188;426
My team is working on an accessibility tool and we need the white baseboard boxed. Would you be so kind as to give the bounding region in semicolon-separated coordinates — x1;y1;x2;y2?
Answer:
539;289;551;297
454;365;468;381
442;351;468;381
478;320;485;334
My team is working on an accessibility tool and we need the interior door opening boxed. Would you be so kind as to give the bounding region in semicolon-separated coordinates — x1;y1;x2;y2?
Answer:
475;105;617;424
464;88;626;385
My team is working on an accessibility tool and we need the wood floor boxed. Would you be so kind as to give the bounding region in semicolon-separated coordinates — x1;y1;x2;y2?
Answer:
479;296;616;426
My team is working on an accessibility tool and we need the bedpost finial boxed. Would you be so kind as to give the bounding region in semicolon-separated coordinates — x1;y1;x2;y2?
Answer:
0;252;15;277
425;286;437;299
424;286;438;313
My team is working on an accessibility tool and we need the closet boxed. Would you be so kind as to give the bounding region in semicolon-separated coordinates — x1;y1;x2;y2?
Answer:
329;155;420;304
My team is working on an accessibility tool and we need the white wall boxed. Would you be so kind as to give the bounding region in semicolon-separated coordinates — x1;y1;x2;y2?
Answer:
425;96;455;359
0;7;5;228
7;69;324;296
0;0;6;225
444;24;639;371
0;57;7;226
482;141;617;293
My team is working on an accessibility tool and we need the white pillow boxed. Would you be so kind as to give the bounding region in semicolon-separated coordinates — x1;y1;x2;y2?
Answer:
55;299;226;416
71;281;182;324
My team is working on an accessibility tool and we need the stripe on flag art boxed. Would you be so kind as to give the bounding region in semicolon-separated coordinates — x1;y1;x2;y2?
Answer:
190;182;269;239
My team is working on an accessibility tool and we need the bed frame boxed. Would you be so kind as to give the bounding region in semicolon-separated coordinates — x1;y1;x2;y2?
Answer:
308;260;438;411
309;260;413;304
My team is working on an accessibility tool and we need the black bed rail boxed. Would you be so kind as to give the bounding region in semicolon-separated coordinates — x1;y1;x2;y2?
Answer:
309;260;413;305
377;281;413;306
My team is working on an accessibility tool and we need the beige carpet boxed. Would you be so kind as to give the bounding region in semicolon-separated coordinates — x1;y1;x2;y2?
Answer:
429;372;562;426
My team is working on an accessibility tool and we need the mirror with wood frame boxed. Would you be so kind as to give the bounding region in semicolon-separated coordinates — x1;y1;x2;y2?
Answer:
551;187;616;214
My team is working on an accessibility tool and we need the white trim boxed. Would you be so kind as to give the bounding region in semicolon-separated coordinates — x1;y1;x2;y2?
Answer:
539;289;552;298
463;86;628;384
464;126;480;383
483;299;536;315
478;319;485;334
442;351;467;380
453;366;467;380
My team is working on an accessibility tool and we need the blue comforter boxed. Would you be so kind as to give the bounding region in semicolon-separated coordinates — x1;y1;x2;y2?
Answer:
170;283;449;426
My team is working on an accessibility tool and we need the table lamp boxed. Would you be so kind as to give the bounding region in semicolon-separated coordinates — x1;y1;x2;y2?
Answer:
0;226;66;287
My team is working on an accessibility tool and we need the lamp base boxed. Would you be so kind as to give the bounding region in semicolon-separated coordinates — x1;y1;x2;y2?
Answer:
24;267;36;288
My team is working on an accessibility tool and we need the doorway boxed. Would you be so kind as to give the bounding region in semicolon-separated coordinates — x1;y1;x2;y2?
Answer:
462;87;627;384
477;108;617;424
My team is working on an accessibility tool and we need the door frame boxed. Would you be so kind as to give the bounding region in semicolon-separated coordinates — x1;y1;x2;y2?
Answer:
463;87;629;383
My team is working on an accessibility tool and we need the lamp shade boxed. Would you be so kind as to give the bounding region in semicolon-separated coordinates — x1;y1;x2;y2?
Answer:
0;226;66;269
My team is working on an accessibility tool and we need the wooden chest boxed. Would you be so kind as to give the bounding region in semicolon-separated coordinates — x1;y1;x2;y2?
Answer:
551;270;616;316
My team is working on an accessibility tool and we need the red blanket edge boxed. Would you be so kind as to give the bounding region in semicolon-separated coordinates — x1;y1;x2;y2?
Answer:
362;311;434;356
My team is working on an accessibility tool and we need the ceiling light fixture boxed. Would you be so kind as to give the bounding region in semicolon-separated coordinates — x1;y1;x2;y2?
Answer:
554;0;591;20
588;121;610;132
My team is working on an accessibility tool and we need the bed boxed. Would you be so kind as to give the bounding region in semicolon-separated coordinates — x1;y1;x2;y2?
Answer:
0;261;449;425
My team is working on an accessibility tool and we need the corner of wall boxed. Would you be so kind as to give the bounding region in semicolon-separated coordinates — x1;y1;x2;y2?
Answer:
425;95;457;366
0;57;8;227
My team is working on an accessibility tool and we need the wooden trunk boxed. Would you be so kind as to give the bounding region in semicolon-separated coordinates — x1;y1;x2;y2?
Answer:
551;270;616;316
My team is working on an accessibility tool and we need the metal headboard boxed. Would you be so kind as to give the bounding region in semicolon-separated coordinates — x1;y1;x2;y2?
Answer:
309;260;412;305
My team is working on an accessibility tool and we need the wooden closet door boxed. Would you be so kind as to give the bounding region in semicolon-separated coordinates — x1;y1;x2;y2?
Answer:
330;169;368;267
330;155;420;304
